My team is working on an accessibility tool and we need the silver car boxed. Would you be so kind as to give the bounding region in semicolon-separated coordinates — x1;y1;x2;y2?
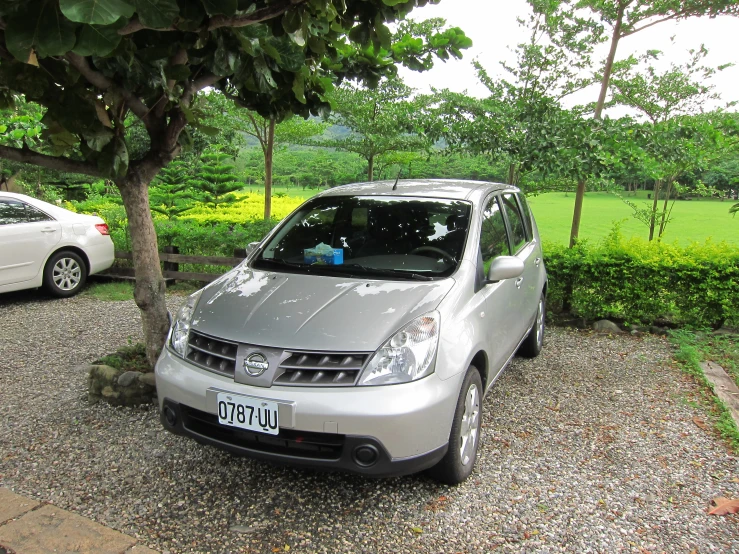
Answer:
155;180;546;484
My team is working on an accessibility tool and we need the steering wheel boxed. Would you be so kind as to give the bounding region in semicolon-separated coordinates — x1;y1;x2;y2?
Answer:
409;246;456;265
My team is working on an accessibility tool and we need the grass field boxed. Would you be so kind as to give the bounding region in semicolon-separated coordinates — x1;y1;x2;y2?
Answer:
528;191;738;246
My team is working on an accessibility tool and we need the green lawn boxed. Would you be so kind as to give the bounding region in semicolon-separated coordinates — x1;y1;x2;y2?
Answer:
528;192;738;246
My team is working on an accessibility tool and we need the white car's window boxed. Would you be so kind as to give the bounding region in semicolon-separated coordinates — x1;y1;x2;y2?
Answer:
255;196;472;280
0;199;28;225
479;196;510;274
25;204;53;222
501;193;527;254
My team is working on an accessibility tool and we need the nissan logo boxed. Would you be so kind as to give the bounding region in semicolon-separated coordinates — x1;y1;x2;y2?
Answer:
244;352;269;376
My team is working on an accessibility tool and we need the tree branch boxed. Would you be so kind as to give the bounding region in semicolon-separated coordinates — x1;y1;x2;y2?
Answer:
621;13;682;37
118;0;307;35
0;145;104;178
65;53;152;126
182;74;222;107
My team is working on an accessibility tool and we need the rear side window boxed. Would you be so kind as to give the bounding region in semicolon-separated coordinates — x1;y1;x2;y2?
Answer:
501;193;527;254
25;204;52;222
479;196;510;274
0;200;27;225
516;193;534;240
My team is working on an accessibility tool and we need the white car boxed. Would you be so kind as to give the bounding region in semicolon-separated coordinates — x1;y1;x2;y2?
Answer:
0;191;115;297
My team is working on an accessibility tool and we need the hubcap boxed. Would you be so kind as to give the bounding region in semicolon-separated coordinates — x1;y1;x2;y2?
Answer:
53;258;82;291
459;382;480;466
536;298;545;348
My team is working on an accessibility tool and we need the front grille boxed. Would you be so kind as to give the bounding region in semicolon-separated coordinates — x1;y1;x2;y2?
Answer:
181;406;345;460
275;351;369;386
186;330;237;377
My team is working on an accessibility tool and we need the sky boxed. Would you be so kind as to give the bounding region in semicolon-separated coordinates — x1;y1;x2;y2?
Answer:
398;0;739;117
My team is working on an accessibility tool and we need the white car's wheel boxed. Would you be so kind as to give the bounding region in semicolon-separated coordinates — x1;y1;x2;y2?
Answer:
428;366;483;485
43;251;87;297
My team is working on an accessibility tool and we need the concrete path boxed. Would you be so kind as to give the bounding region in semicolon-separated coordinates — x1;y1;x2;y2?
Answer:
0;488;157;554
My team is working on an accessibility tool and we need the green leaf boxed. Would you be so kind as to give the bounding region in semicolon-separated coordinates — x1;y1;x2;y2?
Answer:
193;123;219;136
292;73;306;104
6;1;78;62
0;125;7;134
265;36;305;72
282;8;302;34
201;0;237;16
253;56;277;91
133;0;179;28
164;64;191;81
97;136;129;178
59;0;134;25
73;19;125;57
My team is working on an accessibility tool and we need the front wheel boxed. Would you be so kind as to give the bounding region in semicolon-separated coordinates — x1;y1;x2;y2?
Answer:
427;366;483;485
43;251;87;297
518;293;545;358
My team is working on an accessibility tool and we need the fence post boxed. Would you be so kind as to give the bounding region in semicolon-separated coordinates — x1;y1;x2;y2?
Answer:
163;245;179;284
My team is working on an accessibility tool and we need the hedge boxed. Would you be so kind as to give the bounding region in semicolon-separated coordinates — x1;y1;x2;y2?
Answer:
544;232;739;329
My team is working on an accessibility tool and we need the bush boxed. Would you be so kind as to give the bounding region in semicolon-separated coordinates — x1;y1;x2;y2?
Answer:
545;230;739;329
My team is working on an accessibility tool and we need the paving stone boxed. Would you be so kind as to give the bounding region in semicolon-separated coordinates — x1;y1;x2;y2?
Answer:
0;505;136;554
0;489;40;524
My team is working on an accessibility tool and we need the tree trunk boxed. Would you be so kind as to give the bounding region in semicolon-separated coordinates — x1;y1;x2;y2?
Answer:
648;179;662;241
658;178;674;238
569;179;586;248
368;154;374;182
263;118;275;220
568;1;625;248
117;171;169;368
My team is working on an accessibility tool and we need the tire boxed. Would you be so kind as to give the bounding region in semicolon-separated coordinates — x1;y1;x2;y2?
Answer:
43;250;87;298
428;366;483;485
518;293;545;358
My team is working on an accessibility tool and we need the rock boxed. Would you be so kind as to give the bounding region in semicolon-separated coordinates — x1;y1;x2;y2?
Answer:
592;320;623;334
649;326;669;336
86;364;156;407
118;371;141;387
138;372;157;387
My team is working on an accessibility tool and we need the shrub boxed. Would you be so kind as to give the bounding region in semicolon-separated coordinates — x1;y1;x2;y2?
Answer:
545;230;739;328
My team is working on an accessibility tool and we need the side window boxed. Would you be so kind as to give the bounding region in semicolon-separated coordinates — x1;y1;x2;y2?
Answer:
479;196;510;274
0;200;27;225
515;193;534;241
25;204;52;223
501;193;527;254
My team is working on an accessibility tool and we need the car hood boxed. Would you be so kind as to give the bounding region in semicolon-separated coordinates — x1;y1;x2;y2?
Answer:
191;264;455;352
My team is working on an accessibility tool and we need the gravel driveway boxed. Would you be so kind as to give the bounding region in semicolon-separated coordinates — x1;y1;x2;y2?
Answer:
1;289;738;553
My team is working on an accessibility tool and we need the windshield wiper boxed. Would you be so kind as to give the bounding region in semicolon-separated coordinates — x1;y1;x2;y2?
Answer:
322;263;434;281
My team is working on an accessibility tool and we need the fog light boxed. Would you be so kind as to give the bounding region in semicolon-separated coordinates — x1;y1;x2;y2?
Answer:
353;445;379;467
163;405;177;427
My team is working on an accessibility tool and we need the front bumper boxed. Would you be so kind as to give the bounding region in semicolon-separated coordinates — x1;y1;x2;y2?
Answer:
155;347;463;476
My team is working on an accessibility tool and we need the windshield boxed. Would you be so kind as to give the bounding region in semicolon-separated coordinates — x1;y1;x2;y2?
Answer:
253;196;472;280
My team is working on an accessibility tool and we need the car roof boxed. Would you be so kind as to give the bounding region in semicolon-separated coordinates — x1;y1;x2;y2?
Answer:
318;179;516;202
0;191;98;222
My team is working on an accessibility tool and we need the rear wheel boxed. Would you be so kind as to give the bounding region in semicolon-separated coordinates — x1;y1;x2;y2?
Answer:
518;293;545;358
43;251;87;297
428;366;483;485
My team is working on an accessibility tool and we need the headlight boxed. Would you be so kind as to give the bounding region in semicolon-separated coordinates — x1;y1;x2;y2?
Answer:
358;311;440;386
169;290;202;358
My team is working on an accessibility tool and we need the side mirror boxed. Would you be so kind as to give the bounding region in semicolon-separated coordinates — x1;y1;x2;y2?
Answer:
245;241;260;257
487;256;524;282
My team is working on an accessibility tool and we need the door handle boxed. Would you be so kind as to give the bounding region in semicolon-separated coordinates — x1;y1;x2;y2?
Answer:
40;227;57;233
534;257;541;267
515;277;523;289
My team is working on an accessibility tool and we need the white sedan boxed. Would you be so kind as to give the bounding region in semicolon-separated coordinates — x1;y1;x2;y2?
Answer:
0;191;115;297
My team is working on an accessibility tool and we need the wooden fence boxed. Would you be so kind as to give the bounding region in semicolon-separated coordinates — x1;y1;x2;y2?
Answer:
100;246;247;283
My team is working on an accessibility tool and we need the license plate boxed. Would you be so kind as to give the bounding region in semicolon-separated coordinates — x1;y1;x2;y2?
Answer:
216;393;279;435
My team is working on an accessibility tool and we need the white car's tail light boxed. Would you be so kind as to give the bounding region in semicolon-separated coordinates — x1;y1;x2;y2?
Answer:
95;223;110;235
